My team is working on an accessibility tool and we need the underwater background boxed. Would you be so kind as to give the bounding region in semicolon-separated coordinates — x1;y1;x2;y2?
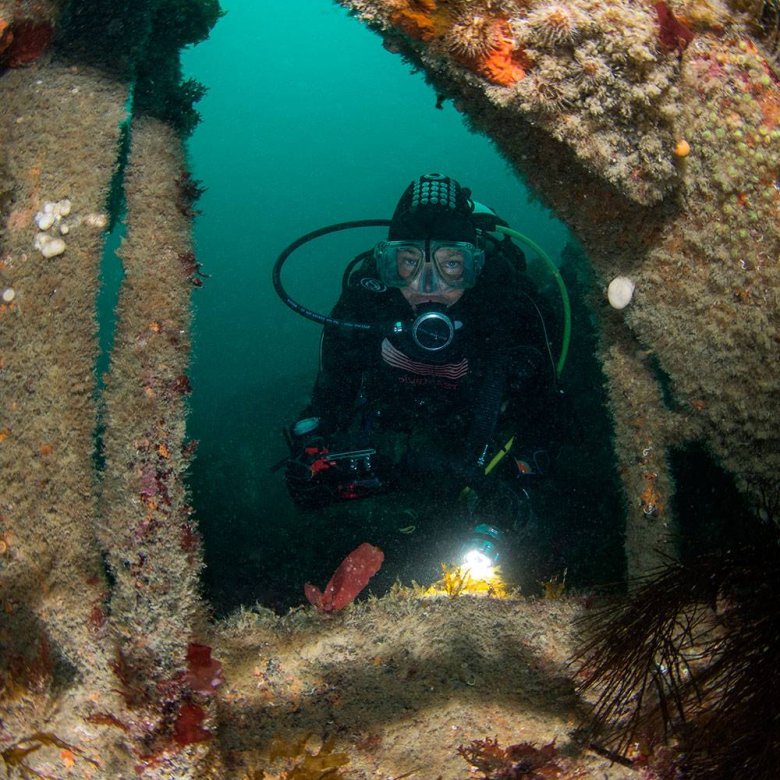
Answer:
178;0;623;614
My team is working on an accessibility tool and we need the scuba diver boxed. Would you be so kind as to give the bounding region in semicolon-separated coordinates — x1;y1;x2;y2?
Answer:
274;173;570;569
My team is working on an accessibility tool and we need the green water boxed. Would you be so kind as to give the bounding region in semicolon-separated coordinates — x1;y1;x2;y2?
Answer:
182;1;569;404
179;0;622;613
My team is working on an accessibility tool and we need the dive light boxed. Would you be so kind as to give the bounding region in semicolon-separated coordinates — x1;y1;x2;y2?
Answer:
462;523;503;578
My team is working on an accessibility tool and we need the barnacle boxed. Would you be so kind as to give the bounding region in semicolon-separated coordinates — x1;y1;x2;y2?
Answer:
554;112;589;143
680;0;730;30
593;1;635;34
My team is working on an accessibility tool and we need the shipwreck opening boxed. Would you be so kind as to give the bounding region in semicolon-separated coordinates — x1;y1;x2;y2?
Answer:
180;1;626;615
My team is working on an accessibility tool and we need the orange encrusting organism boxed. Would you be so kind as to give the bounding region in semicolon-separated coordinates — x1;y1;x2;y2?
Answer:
0;17;12;56
475;23;528;86
640;472;664;518
758;92;779;130
389;2;527;88
446;15;528;86
389;0;450;42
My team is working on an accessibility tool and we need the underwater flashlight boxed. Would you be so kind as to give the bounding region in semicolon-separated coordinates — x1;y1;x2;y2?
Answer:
461;523;502;579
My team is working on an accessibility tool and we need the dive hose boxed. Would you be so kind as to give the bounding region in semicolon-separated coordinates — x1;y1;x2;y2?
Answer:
272;219;391;331
272;219;571;375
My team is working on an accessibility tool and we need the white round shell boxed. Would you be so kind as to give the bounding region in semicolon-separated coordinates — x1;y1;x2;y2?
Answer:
607;276;635;309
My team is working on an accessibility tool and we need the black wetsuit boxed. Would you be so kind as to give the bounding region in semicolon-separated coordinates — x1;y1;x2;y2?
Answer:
305;244;557;491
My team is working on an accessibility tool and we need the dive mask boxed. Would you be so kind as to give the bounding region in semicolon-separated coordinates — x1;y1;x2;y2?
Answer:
374;239;484;292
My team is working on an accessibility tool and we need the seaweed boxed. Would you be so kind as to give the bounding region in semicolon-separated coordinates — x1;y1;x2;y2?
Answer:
420;563;511;599
261;734;350;779
58;0;224;135
175;170;207;218
457;737;564;779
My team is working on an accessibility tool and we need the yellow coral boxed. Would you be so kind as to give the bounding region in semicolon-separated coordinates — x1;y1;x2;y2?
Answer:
422;563;511;599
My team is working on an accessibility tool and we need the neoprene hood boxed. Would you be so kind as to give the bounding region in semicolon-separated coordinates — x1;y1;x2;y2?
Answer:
388;173;477;244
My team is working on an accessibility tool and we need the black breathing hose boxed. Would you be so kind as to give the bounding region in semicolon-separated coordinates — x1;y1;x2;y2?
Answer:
272;219;391;331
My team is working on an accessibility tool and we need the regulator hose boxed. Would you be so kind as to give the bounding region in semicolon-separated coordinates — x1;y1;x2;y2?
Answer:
272;219;571;377
272;219;391;331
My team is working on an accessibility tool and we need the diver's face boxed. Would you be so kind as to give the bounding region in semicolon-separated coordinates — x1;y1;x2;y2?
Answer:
396;244;466;309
